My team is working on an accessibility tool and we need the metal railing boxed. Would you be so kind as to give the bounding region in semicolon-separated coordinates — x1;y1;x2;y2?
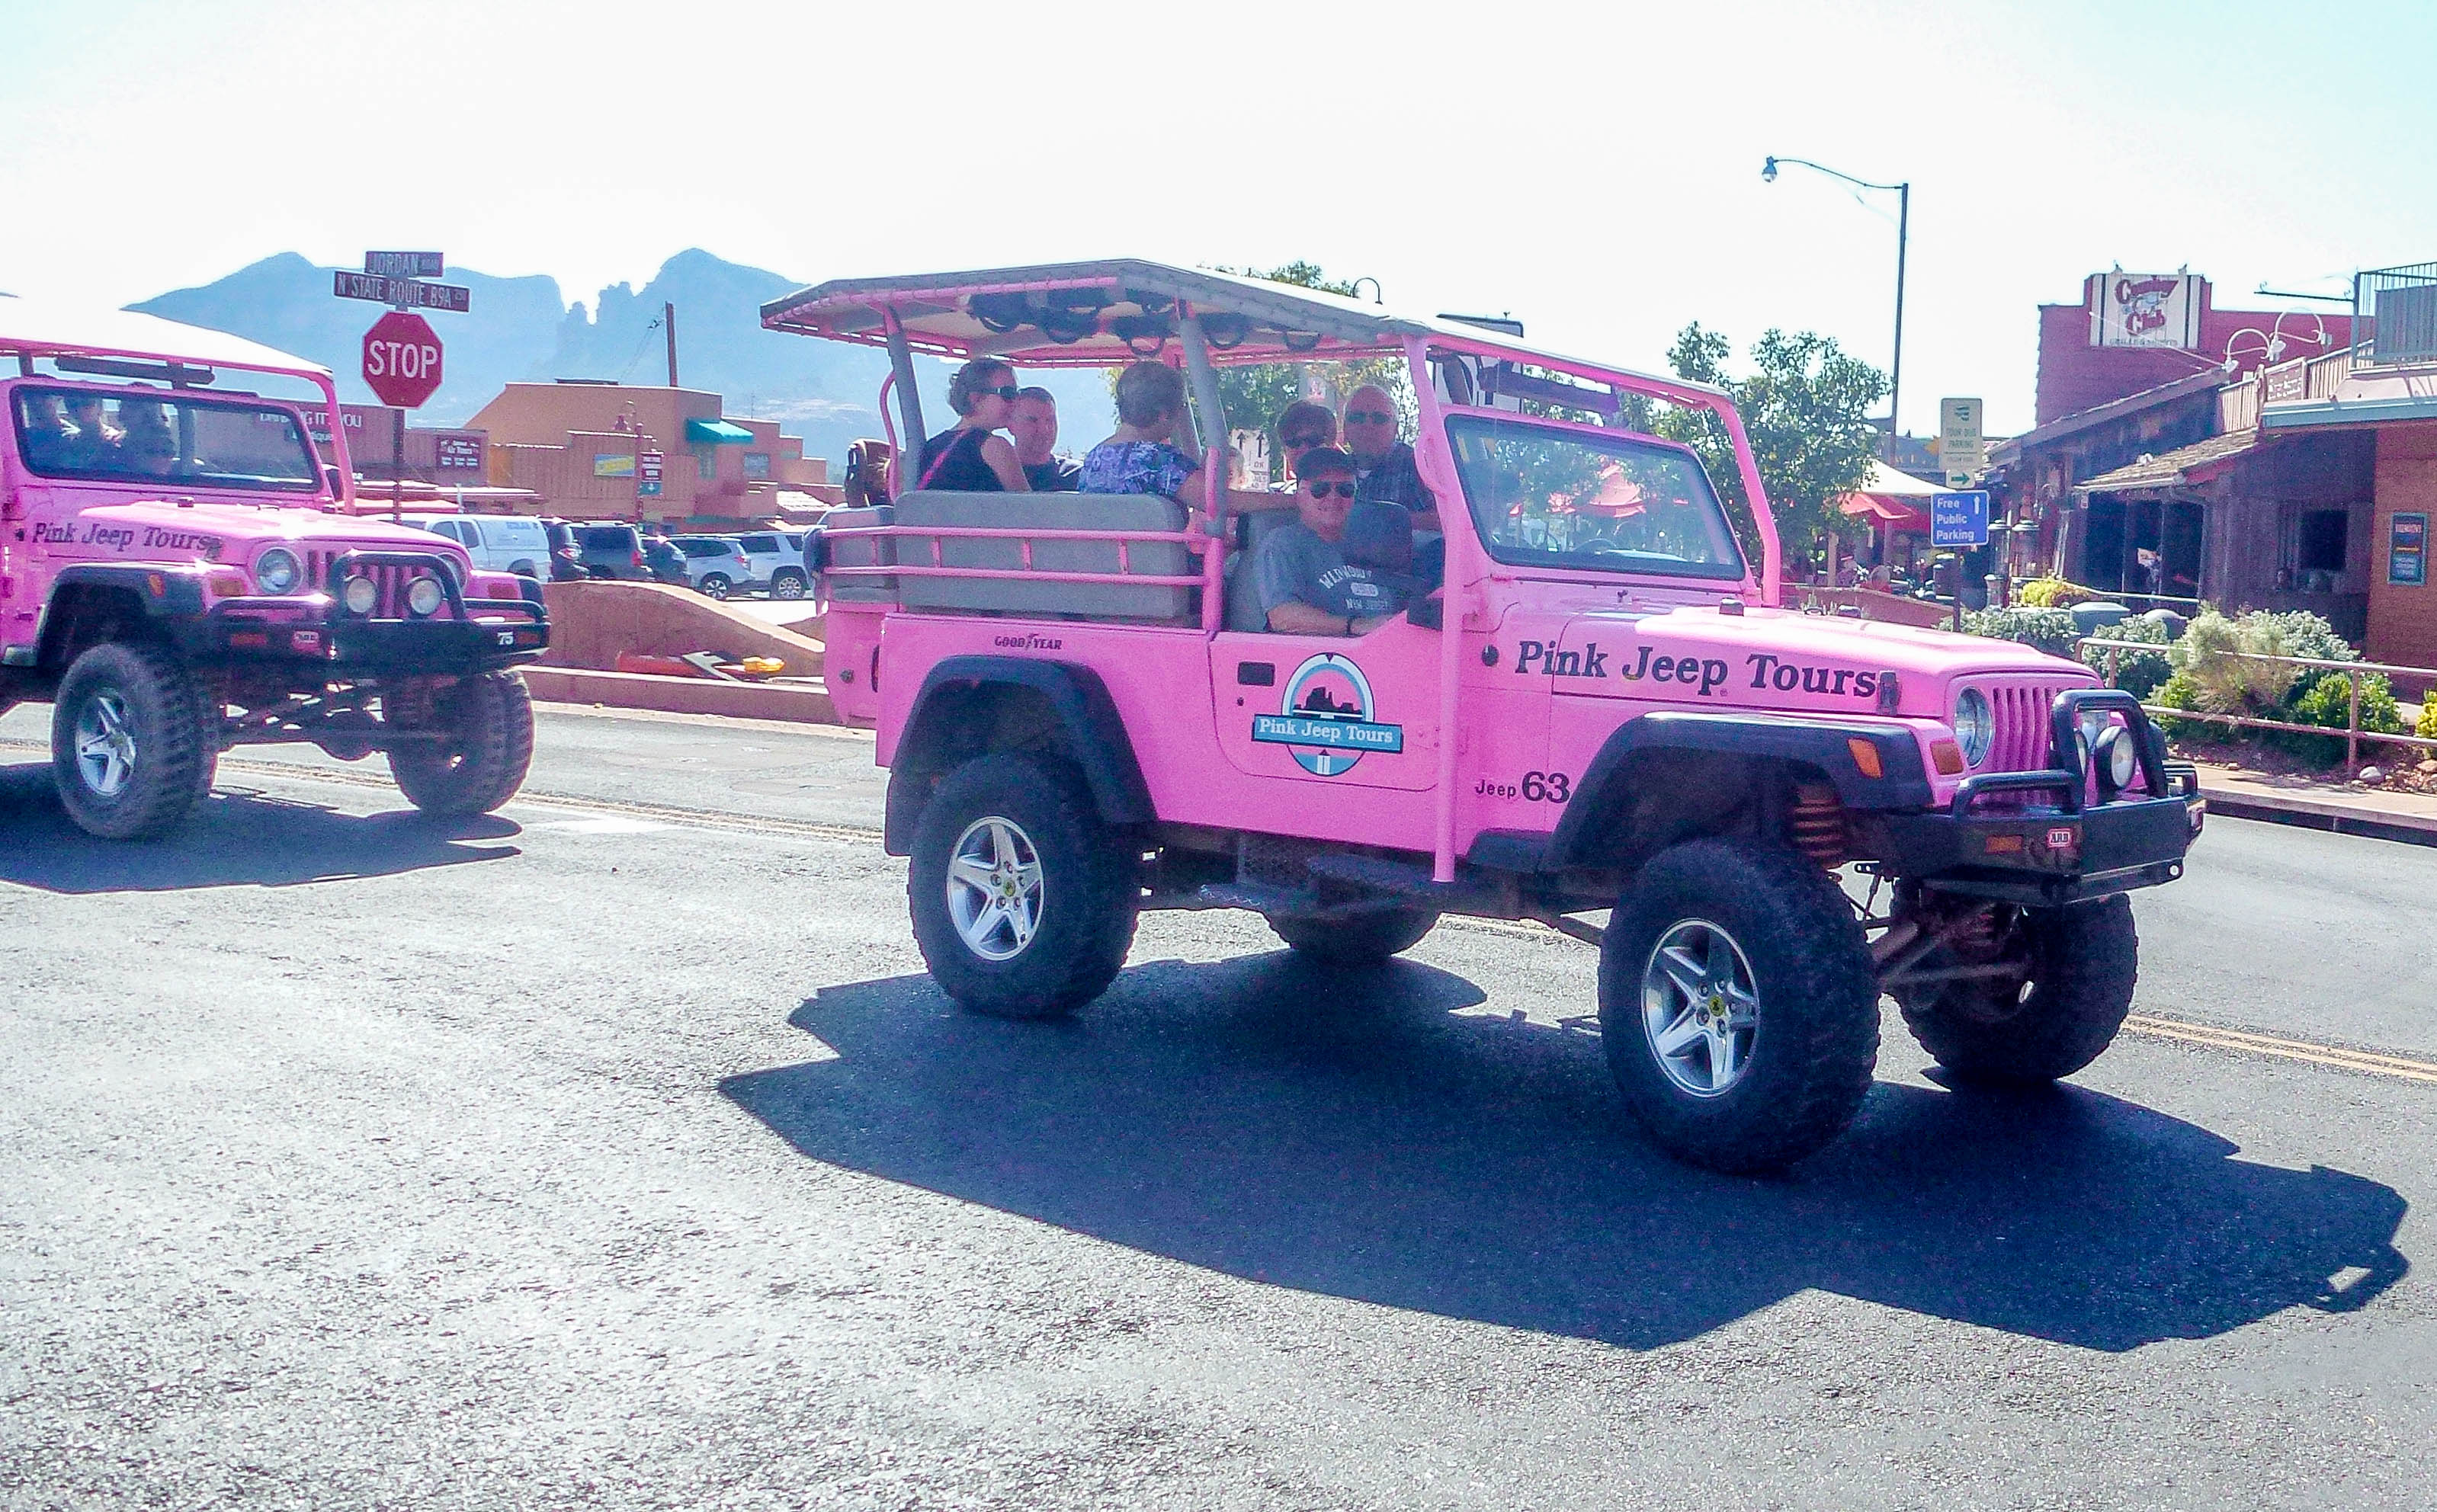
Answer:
2358;261;2437;367
2079;637;2437;774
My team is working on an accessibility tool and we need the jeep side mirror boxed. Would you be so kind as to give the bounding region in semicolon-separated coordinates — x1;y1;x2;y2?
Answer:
1406;594;1443;631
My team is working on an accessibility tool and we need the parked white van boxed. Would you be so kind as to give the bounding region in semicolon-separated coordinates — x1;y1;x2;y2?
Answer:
401;514;554;578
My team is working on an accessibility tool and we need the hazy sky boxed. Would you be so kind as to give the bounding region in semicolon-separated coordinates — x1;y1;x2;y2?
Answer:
5;0;2431;434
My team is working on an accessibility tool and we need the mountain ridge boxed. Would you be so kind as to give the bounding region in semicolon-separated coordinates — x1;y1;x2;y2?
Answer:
125;249;1118;466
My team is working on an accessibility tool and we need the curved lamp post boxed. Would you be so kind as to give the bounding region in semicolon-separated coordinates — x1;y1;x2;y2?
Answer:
1763;155;1910;458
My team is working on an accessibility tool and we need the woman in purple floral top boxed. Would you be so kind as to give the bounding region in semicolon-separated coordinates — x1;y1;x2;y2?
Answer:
1080;362;1282;524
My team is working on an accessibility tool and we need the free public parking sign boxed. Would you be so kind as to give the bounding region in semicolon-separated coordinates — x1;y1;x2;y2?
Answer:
361;310;444;409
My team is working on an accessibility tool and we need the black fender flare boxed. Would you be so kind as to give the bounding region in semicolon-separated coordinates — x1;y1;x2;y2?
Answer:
30;564;210;665
883;655;1155;854
1541;710;1933;870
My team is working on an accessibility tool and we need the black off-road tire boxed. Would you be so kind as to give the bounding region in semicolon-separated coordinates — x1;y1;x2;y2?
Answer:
1896;896;2138;1084
1266;907;1439;965
50;641;216;841
386;672;536;817
1599;839;1880;1174
771;570;808;601
908;752;1138;1020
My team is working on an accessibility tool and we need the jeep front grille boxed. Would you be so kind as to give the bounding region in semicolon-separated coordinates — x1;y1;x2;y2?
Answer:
1987;682;2053;774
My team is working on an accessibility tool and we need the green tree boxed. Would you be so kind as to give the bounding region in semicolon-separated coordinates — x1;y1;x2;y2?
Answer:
1648;322;1886;566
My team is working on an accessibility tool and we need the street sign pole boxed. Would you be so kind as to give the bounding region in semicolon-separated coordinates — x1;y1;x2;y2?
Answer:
337;251;463;523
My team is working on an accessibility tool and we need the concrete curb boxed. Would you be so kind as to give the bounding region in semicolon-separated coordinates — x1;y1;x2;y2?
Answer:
521;666;851;726
2199;780;2437;849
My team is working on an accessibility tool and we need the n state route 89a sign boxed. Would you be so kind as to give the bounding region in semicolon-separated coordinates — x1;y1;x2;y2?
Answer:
361;310;444;408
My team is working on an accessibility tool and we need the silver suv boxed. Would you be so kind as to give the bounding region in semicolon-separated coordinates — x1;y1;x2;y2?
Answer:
671;536;755;599
733;531;810;600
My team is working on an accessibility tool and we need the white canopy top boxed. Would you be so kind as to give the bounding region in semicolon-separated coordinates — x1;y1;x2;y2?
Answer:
0;294;331;380
1855;460;1941;497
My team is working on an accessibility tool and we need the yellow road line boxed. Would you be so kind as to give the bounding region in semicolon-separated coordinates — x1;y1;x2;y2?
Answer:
2121;1014;2437;1086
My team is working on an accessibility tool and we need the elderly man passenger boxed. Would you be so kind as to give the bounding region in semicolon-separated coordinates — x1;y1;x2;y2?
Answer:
1251;447;1408;636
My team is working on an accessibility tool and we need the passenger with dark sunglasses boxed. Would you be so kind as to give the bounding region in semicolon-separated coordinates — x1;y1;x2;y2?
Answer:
1251;447;1409;636
1339;383;1437;524
916;359;1032;493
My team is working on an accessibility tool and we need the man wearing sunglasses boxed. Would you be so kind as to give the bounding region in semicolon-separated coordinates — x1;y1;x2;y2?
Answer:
1252;448;1408;636
1340;385;1437;525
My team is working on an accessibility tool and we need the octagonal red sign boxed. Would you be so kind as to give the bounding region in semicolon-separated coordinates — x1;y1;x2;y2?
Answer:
361;310;443;408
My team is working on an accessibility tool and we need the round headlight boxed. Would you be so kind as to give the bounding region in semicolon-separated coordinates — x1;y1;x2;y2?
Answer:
342;574;380;615
406;575;446;617
2093;723;2140;793
1952;687;1994;767
254;547;300;595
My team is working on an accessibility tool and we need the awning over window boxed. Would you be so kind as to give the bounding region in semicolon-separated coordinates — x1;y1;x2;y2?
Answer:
686;418;754;444
1839;492;1931;532
1835;462;1938;532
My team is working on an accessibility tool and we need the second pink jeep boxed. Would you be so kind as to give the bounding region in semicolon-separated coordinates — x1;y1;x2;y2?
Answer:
0;300;548;840
768;261;2203;1172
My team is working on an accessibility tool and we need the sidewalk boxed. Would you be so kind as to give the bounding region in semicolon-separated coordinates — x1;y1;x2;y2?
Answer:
2194;763;2437;847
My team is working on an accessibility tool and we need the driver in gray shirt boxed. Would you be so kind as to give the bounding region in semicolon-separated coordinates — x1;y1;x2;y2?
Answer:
1252;449;1408;636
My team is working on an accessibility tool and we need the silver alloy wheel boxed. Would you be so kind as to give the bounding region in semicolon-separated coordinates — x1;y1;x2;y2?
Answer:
946;815;1044;962
773;573;806;600
73;691;137;798
1640;918;1761;1097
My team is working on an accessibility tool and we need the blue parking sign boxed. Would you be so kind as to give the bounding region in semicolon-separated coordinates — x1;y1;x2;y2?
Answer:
1932;490;1990;547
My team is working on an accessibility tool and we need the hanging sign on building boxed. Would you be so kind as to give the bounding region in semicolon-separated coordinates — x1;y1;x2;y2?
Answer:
2089;273;2205;350
637;450;665;498
2390;512;2428;587
1938;397;1984;486
594;453;637;479
433;435;484;470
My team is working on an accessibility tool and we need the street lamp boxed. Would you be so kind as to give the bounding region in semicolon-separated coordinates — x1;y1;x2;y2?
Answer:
1762;155;1910;460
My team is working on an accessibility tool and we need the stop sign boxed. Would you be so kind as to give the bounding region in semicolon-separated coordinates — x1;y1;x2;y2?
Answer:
361;310;444;408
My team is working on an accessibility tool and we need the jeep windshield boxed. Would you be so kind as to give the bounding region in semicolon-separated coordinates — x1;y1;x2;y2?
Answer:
1445;414;1746;581
11;385;320;492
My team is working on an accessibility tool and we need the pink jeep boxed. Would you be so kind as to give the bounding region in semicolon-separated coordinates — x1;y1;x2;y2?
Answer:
0;300;547;839
766;261;2204;1172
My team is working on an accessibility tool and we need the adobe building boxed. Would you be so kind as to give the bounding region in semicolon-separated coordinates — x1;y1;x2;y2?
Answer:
2253;261;2437;672
2034;272;2353;425
462;382;839;528
1983;270;2367;620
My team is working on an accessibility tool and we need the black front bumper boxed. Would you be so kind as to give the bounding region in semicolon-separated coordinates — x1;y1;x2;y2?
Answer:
1855;688;2205;906
181;549;549;675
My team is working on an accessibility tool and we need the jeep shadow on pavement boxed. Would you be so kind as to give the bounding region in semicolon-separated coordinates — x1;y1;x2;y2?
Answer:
0;751;521;892
726;958;2407;1353
770;260;2208;1174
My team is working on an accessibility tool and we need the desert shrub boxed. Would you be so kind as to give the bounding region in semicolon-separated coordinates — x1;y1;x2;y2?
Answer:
2273;671;2406;764
2149;670;2206;738
2169;607;2357;716
2081;617;2175;700
1961;606;2079;659
2419;697;2437;740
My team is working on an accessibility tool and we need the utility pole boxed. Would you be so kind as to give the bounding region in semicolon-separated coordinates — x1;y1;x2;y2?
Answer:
1762;156;1911;459
663;302;679;388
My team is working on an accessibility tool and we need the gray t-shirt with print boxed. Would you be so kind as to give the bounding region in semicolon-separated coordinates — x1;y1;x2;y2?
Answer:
1252;521;1407;622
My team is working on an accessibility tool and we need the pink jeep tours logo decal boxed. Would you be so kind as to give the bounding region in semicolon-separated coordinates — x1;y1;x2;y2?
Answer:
1252;653;1404;777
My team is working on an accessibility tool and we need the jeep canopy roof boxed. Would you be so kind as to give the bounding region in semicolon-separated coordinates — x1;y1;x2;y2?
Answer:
0;294;332;382
758;257;1719;398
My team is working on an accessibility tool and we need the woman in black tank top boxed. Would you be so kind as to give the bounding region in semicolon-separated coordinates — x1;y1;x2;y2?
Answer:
919;360;1032;492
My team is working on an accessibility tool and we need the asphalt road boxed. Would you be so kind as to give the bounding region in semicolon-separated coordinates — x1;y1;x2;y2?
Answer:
3;702;2434;1509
